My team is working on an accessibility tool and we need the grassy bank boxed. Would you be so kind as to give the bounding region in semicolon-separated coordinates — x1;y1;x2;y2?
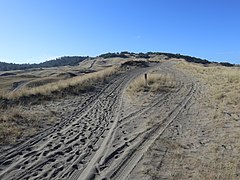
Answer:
0;66;118;101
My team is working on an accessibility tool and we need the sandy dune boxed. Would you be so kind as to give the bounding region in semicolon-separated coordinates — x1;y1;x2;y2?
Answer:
0;61;200;180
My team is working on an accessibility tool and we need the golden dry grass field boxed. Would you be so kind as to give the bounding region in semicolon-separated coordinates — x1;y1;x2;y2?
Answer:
155;61;240;179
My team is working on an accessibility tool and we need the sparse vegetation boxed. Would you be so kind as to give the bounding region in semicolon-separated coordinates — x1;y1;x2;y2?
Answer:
0;107;22;143
26;77;60;88
127;72;176;96
0;107;35;144
99;52;129;59
120;60;149;68
0;66;119;101
175;61;240;179
0;105;58;145
177;61;240;115
138;62;240;179
0;66;121;144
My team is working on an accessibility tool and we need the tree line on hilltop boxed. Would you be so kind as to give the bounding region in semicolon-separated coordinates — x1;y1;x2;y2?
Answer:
0;56;88;71
99;52;235;66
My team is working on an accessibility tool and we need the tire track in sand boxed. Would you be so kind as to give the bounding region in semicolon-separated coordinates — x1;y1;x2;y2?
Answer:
93;63;199;180
0;62;198;180
0;66;152;180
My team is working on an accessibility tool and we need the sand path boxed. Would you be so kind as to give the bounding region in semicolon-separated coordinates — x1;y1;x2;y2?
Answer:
0;61;200;180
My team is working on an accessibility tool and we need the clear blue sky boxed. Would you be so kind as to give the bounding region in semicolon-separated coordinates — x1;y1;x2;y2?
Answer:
0;0;240;64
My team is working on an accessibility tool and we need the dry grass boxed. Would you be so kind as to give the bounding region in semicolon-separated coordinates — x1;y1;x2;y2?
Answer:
147;54;168;62
175;61;240;179
0;107;34;144
127;72;176;96
177;61;240;117
0;66;119;145
0;66;118;100
0;76;35;95
26;77;60;88
0;105;58;145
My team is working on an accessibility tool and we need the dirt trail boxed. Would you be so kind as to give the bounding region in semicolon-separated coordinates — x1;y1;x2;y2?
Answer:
93;62;199;180
11;80;29;92
0;62;199;180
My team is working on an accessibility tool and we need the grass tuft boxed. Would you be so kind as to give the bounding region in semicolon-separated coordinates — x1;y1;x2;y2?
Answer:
0;107;31;144
127;72;176;96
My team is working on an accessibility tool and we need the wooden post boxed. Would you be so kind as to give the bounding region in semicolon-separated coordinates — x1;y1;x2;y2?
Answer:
144;73;148;87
